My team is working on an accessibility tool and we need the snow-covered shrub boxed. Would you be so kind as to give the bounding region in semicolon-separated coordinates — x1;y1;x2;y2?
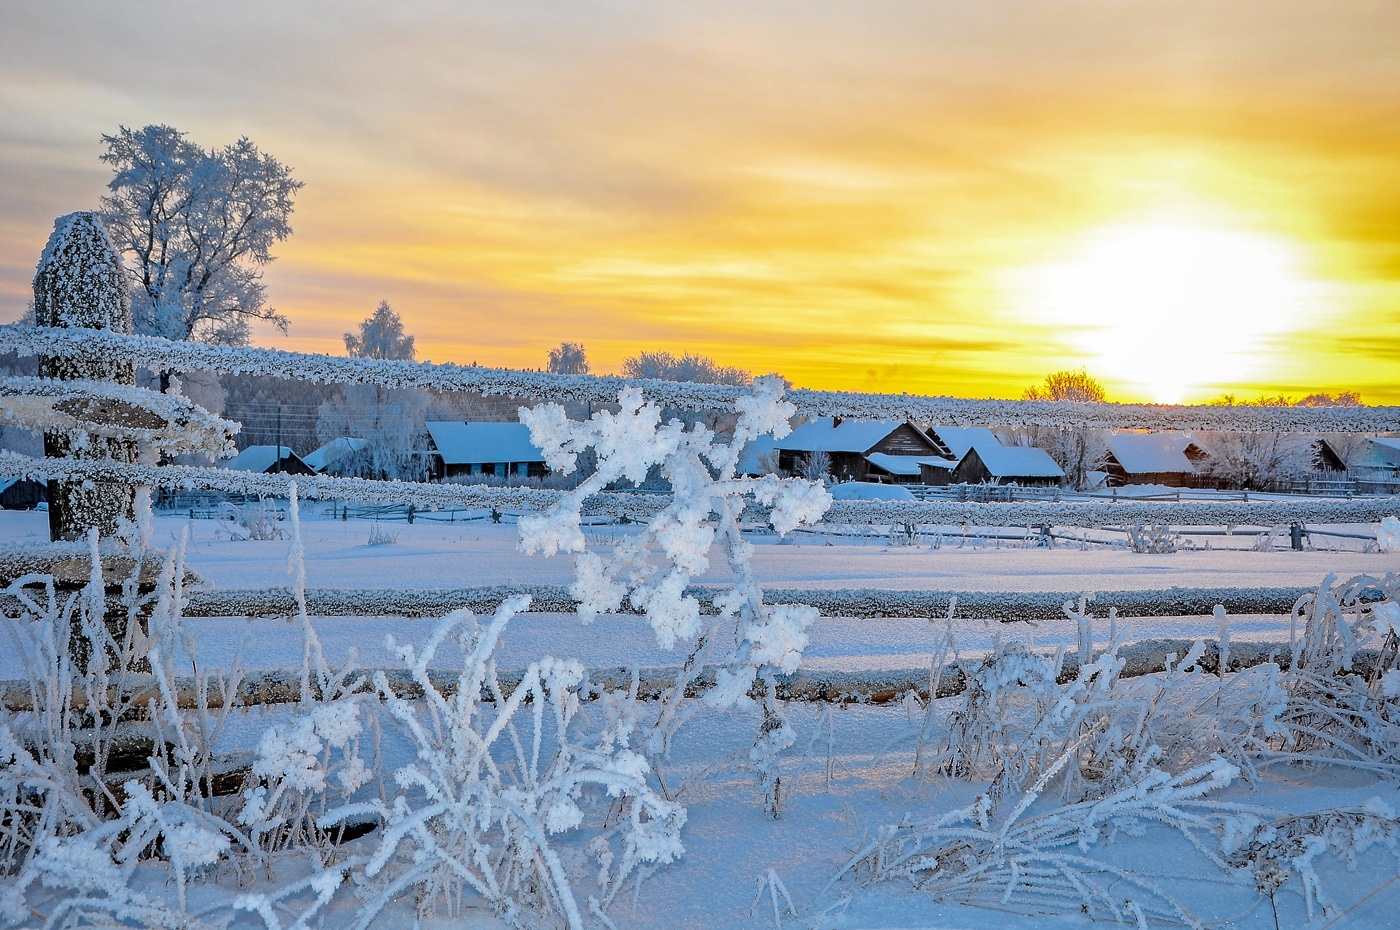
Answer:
1126;522;1176;554
1377;516;1400;554
845;757;1248;926
217;498;287;540
315;596;686;930
517;378;831;814
1268;573;1400;775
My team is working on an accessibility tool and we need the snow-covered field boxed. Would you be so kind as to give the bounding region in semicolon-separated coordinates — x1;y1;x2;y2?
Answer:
4;500;1399;929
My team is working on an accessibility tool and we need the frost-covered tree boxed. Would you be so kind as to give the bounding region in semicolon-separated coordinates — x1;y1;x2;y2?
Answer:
99;124;301;345
621;350;752;386
547;341;589;375
317;302;427;479
31;212;138;540
343;300;415;361
1022;369;1107;403
1017;369;1108;488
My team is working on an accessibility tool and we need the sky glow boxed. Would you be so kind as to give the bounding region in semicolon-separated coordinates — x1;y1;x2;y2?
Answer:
1;1;1397;402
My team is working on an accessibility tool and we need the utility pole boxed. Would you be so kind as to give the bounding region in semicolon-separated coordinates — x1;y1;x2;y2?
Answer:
276;404;284;472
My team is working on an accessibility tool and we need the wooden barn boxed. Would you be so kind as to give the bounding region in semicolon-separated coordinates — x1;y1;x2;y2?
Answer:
950;444;1064;487
1102;432;1210;488
426;422;547;480
221;445;314;476
775;418;948;483
1353;437;1400;493
0;478;46;510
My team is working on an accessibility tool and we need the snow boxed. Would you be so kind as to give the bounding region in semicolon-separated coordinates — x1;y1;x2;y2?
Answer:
221;444;302;473
303;437;367;473
775;417;907;453
862;451;938;476
965;441;1065;478
424;420;545;466
1106;430;1200;475
929;424;1000;458
828;480;915;501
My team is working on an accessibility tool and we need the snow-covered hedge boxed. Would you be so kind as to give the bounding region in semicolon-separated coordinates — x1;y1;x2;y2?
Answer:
161;583;1314;622
3;450;1397;527
2;323;1397;430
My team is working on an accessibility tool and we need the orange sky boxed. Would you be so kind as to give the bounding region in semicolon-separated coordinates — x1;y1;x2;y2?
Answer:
2;1;1398;402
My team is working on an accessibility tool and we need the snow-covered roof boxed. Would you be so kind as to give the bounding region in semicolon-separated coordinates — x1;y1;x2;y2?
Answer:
736;435;779;475
222;446;301;473
775;418;910;454
864;453;947;477
967;444;1064;479
0;478;19;493
1357;437;1400;468
928;426;1000;460
304;437;369;473
1106;432;1199;475
426;422;545;465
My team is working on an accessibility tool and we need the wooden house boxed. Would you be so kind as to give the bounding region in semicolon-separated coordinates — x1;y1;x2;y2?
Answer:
426;422;547;480
1353;437;1400;493
1102;432;1210;488
221;445;313;476
774;418;948;483
950;444;1064;487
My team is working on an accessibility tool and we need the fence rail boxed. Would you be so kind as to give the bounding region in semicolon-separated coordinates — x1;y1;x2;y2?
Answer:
4;450;1398;527
4;323;1400;431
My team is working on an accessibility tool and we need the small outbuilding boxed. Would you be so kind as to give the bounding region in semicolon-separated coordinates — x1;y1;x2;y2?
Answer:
775;418;948;483
1353;437;1400;493
926;426;1000;461
1102;432;1210;488
0;478;46;510
426;422;547;480
951;444;1064;487
221;445;313;476
304;437;369;474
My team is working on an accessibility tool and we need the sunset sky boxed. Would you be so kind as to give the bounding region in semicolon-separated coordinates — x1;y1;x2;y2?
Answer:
2;1;1398;403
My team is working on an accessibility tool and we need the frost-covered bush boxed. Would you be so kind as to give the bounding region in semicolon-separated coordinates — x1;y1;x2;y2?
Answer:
517;378;831;814
314;597;686;930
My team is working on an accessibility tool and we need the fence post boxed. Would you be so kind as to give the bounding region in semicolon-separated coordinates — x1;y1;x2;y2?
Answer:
32;212;138;542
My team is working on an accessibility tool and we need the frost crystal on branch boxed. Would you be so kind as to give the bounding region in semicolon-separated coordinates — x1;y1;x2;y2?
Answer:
519;378;831;813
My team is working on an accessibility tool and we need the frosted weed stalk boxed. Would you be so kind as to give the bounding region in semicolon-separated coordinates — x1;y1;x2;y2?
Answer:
517;377;831;815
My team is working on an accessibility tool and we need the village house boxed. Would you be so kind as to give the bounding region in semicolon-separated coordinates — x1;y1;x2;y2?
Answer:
1353;437;1400;493
1102;432;1210;488
949;443;1064;486
0;477;45;510
426;421;548;480
774;417;947;483
221;445;313;475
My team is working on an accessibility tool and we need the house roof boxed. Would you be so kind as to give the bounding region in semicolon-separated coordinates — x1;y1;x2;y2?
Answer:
775;418;916;454
1357;437;1400;468
928;426;1000;460
304;437;369;473
865;453;948;477
966;444;1064;479
426;422;545;465
223;446;303;473
1106;432;1199;475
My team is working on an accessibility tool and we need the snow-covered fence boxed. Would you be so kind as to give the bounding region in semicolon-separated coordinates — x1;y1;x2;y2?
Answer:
4;450;1399;527
3;322;1400;430
0;637;1309;712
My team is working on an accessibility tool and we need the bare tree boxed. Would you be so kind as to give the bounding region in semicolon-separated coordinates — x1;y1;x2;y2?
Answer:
801;450;831;482
621;350;752;386
1022;369;1107;403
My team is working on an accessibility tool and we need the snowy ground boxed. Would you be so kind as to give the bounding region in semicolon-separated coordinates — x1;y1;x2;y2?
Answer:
3;508;1399;928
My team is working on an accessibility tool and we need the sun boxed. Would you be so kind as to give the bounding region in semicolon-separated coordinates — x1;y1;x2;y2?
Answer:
1008;218;1329;403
